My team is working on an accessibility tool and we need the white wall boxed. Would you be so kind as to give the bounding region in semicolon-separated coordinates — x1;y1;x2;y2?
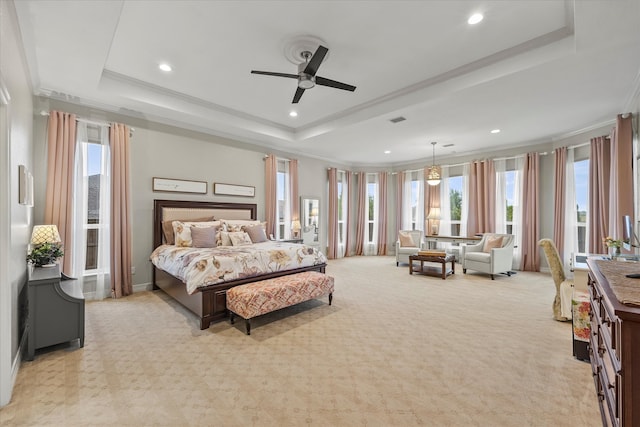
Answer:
0;0;34;407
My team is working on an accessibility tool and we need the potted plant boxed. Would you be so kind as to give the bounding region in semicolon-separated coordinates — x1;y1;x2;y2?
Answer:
603;236;622;256
27;242;64;267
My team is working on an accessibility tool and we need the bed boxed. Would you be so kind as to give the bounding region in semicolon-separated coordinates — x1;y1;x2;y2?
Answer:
151;199;327;329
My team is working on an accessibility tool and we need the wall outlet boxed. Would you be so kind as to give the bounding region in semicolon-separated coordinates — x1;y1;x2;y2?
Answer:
131;266;136;275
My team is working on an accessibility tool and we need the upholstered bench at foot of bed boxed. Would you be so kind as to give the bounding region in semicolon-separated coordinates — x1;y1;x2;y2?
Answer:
226;271;334;335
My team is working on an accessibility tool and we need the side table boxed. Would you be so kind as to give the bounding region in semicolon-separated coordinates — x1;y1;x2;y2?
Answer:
26;264;84;361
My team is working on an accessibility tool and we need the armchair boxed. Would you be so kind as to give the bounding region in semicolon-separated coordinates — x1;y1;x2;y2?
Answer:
395;230;424;266
461;233;514;280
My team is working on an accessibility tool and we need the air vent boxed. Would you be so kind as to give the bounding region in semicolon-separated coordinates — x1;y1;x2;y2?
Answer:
443;144;454;148
389;116;406;123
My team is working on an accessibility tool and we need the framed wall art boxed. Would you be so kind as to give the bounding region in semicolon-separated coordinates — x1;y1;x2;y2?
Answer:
213;182;255;197
152;177;207;194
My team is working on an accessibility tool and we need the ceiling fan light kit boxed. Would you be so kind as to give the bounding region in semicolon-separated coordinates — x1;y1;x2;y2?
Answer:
251;43;356;104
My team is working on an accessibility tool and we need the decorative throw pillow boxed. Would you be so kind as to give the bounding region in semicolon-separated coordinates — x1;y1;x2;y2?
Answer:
229;231;253;246
243;224;268;243
190;226;217;248
173;220;220;247
162;216;213;244
221;219;264;232
483;235;504;253
218;231;232;246
398;232;416;247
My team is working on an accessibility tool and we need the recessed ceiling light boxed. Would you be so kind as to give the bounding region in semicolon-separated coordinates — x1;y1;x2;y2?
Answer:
491;129;501;134
468;13;483;25
384;150;391;154
159;63;172;72
289;111;298;117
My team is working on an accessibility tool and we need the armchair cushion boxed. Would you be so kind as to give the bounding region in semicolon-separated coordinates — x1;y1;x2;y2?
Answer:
464;252;491;263
398;231;417;247
483;235;503;252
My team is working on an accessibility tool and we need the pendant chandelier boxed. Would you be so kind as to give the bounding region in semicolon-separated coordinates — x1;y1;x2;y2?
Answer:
426;141;441;186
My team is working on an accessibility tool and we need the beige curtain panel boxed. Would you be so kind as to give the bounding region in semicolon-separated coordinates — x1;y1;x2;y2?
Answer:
552;146;566;259
110;122;133;298
44;111;77;276
377;172;388;256
327;168;338;259
589;136;611;254
520;152;540;271
264;154;277;238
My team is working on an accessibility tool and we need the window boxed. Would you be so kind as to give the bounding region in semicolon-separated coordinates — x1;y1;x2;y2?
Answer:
83;142;108;271
73;122;111;299
574;159;589;253
402;170;424;230
276;159;292;239
364;173;379;255
337;171;348;255
367;177;378;243
504;170;517;235
448;175;463;236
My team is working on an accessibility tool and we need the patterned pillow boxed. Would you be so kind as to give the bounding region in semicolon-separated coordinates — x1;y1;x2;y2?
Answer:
229;231;253;246
162;216;213;244
221;219;265;232
173;220;220;247
243;224;268;243
217;231;232;246
190;226;217;248
483;235;504;253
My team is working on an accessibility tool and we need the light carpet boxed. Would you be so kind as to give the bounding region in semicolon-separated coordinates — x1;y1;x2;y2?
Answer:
1;256;601;426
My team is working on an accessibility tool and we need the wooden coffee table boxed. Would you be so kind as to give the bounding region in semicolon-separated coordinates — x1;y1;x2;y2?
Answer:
409;253;455;280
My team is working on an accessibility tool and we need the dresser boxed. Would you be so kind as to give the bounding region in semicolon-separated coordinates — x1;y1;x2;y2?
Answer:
587;259;640;427
26;265;85;361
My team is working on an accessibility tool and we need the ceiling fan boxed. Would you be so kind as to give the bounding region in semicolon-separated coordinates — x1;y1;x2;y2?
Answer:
251;45;356;104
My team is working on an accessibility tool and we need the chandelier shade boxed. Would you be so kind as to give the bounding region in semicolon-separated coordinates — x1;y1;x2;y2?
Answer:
426;142;441;186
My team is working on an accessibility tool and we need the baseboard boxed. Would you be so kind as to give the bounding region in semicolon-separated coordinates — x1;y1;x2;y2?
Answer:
133;282;153;293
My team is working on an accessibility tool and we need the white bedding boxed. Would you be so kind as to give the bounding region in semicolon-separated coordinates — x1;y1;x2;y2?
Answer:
150;241;327;294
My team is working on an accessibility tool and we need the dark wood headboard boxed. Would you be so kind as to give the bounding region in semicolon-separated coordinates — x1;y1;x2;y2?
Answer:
153;199;258;249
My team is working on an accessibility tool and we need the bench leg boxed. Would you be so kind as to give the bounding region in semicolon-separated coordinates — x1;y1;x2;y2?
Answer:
328;293;333;305
245;319;251;335
229;311;235;324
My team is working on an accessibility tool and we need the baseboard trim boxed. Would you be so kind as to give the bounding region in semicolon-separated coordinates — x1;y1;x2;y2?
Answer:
133;282;153;293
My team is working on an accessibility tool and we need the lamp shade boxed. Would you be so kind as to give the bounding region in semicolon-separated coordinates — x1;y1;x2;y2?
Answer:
427;207;441;220
31;225;61;245
291;220;302;231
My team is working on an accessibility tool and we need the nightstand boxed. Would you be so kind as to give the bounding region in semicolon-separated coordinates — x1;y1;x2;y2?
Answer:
25;264;84;361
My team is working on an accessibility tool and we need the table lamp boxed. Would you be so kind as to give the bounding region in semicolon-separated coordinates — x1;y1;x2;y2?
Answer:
291;220;302;238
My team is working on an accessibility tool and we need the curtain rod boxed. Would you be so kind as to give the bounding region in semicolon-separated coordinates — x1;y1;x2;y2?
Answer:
40;110;136;134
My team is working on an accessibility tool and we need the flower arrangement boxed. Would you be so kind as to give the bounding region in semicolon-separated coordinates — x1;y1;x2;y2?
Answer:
26;242;64;267
603;236;622;248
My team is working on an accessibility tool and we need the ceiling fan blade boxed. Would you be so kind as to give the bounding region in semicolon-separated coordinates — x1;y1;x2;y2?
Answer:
292;87;305;104
303;45;328;76
316;76;356;92
251;70;298;79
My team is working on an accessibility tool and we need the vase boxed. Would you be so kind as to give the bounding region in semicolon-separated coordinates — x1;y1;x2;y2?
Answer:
611;246;621;257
